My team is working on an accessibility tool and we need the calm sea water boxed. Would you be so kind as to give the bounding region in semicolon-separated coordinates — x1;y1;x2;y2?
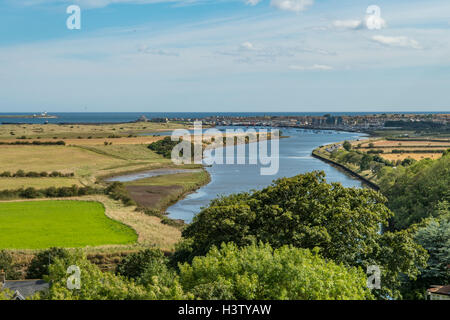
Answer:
167;127;368;222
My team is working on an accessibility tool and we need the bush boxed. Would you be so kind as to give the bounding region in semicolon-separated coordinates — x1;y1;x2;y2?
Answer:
0;250;20;280
15;170;25;177
148;136;195;160
106;182;135;206
343;140;352;151
0;171;11;177
116;249;167;280
26;247;70;279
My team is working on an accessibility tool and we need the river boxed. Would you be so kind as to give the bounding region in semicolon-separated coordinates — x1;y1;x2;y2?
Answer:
166;127;368;223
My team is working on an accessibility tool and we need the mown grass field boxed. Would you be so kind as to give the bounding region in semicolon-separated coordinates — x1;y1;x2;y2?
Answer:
0;200;137;249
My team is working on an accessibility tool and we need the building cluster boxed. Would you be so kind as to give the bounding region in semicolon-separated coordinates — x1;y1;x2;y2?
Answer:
196;113;449;132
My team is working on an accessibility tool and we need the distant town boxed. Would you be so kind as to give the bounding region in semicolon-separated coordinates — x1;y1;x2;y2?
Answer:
141;113;450;133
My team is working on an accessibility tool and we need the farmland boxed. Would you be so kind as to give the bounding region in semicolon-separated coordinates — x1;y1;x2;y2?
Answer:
354;138;450;162
0;200;137;249
0;122;187;140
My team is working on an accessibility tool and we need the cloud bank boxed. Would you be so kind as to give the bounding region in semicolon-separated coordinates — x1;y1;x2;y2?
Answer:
270;0;314;13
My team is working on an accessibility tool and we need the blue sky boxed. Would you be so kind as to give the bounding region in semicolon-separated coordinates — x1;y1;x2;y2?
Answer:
1;0;450;112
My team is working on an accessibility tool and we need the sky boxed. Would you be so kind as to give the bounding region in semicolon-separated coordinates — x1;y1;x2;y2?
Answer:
1;0;450;112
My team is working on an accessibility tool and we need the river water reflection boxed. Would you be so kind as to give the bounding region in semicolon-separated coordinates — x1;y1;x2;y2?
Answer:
165;127;367;223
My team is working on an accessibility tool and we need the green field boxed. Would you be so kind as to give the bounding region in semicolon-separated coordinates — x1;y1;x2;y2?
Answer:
0;200;137;249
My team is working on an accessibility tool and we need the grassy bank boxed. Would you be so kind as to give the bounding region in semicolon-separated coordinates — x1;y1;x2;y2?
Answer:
0;200;137;249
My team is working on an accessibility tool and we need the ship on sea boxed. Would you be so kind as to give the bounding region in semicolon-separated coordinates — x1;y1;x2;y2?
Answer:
32;112;58;119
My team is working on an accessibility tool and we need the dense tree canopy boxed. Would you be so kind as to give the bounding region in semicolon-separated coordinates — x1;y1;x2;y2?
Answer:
176;171;427;299
37;251;186;300
401;205;450;299
179;242;374;300
379;154;450;230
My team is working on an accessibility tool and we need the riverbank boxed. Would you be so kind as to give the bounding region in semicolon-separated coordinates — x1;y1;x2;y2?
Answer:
311;148;380;190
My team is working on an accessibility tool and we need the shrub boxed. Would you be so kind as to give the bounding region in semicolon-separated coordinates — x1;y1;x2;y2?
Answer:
116;249;167;280
343;140;352;151
15;170;26;177
26;247;70;279
0;250;20;280
106;182;135;206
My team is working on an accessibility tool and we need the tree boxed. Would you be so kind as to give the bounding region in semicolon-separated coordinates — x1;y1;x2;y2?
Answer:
179;242;374;300
116;248;167;280
37;251;186;300
381;155;450;230
343;141;352;151
177;171;427;299
26;247;70;279
0;250;20;280
360;154;372;171
401;205;450;299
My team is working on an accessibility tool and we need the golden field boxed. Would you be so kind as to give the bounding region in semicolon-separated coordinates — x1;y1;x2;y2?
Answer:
379;153;443;161
355;138;450;162
0;122;187;140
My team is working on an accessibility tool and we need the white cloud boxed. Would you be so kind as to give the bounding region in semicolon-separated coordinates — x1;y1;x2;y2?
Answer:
289;64;333;71
245;0;262;6
270;0;314;13
364;14;387;30
240;41;257;50
333;20;363;30
371;35;422;49
333;16;386;31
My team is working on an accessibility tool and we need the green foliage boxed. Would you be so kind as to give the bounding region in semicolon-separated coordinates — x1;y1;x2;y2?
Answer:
38;251;186;300
0;185;102;200
116;249;167;280
380;155;450;230
360;154;373;171
148;136;195;159
179;242;374;300
0;288;12;300
26;247;70;279
178;171;428;299
0;140;66;146
0;250;20;280
343;141;352;151
401;206;450;299
106;182;135;206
